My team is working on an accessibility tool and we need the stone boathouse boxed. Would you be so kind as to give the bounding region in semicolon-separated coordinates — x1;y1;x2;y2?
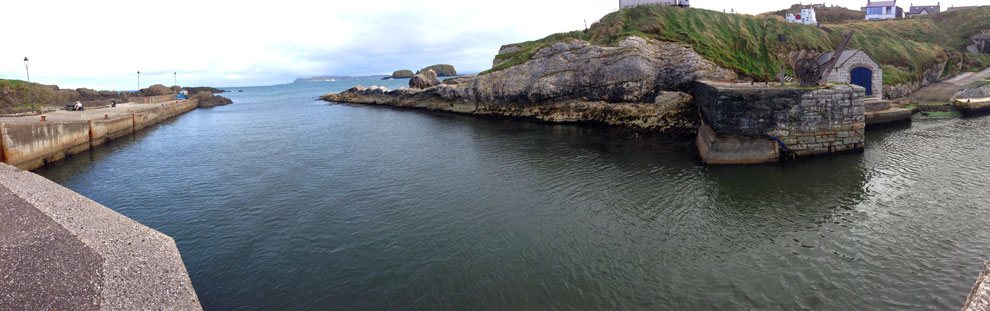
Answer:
817;49;883;98
694;81;866;165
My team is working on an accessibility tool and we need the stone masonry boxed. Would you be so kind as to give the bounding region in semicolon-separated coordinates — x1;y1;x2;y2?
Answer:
695;81;866;158
818;49;883;99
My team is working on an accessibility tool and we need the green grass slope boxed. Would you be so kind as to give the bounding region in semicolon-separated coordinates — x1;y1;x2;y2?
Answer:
487;5;990;85
760;4;865;24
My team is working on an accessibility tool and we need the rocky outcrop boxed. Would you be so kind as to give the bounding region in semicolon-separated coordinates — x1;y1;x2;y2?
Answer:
417;64;457;77
955;80;990;99
190;91;233;108
493;45;522;68
137;84;173;97
442;75;476;85
390;70;414;79
324;85;699;136
323;36;737;137
884;60;948;99
967;30;990;54
409;70;441;89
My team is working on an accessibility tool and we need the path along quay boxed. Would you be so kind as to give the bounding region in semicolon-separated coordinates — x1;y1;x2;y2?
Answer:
1;97;203;310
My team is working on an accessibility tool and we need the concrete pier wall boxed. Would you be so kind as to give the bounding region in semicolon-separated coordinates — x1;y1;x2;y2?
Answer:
0;99;198;170
0;163;202;310
694;81;866;164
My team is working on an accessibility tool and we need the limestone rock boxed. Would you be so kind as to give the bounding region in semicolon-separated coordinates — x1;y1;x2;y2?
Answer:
442;75;476;85
323;36;739;137
493;45;522;68
391;70;414;79
191;91;233;108
472;36;736;103
137;84;173;97
956;81;990;99
409;70;441;89
416;64;457;77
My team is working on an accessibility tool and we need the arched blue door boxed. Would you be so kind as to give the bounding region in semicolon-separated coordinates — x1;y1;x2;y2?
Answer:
850;67;872;95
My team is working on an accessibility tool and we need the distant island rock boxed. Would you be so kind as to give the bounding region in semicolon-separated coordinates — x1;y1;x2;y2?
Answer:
389;70;415;79
416;64;457;77
294;75;388;83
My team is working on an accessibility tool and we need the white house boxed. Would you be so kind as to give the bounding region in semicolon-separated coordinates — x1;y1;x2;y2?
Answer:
863;0;904;20
619;0;690;9
785;7;818;24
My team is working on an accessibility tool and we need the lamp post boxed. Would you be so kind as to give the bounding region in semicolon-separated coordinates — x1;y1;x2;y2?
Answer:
137;70;141;91
23;57;30;83
24;57;33;113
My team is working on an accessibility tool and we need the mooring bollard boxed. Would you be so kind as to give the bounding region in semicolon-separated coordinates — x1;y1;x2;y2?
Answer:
40;116;46;122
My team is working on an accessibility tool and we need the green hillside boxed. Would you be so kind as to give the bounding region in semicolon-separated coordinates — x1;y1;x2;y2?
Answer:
487;5;990;85
760;4;865;24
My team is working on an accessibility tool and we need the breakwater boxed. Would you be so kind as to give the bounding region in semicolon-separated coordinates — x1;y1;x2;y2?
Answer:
0;162;202;309
0;99;198;170
694;81;865;164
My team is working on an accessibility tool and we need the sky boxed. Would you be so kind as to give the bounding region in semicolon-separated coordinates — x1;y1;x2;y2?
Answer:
1;0;985;90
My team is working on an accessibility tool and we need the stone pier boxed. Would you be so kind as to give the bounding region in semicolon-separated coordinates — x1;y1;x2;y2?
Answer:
0;163;202;310
0;99;199;170
694;81;866;164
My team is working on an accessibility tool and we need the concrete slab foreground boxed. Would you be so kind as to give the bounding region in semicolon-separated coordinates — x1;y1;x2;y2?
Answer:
0;163;201;310
963;261;990;311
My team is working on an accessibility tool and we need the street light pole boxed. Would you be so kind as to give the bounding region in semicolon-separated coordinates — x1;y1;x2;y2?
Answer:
24;57;33;113
23;57;30;83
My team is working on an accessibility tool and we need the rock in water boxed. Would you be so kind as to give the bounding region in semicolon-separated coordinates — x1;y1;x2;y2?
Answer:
323;36;738;137
409;70;441;89
416;64;457;77
391;70;414;79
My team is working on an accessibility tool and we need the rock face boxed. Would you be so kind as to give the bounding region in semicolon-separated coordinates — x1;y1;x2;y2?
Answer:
493;45;522;68
409;69;441;89
137;84;173;97
391;70;414;79
967;30;990;54
191;91;233;108
883;60;949;99
956;81;990;99
323;36;737;137
417;64;457;77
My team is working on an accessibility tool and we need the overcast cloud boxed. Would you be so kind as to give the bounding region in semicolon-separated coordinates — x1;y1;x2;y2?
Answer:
1;0;984;89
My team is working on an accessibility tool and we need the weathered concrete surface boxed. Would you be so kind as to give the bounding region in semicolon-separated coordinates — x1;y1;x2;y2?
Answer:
956;98;990;116
0;163;201;310
0;185;103;310
694;81;865;161
0;99;198;170
696;124;779;165
912;66;990;104
963;261;990;311
865;107;913;126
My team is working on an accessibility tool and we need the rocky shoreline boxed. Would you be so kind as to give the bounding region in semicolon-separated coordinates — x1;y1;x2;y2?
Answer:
322;36;736;138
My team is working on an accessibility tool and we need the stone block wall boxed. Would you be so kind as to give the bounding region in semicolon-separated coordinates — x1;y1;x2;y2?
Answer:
695;81;866;157
823;51;883;99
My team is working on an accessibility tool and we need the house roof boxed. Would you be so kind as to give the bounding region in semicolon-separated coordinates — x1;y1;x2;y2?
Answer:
908;5;939;14
816;49;877;68
864;0;896;8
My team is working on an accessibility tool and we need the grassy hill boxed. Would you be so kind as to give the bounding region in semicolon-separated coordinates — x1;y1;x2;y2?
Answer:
760;4;865;24
487;5;990;86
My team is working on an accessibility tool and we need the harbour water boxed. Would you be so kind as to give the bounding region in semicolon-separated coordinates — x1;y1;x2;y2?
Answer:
36;79;990;310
